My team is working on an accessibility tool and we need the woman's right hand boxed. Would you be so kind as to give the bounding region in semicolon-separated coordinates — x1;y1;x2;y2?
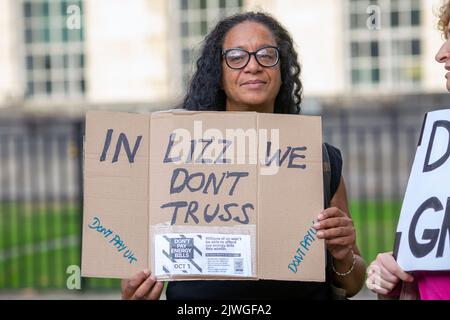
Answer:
366;252;414;295
121;270;164;300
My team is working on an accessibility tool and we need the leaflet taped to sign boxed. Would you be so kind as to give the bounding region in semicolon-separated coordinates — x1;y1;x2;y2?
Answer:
154;233;252;277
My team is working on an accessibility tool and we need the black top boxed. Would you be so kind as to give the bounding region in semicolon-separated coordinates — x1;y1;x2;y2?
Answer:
166;143;343;300
324;143;343;198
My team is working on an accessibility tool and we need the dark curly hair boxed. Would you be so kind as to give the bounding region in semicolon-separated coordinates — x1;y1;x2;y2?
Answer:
182;11;303;115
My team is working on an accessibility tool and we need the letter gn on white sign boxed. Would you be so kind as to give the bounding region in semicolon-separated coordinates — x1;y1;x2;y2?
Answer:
395;109;450;271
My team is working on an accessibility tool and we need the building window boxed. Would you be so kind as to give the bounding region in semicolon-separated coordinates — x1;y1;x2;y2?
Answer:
177;0;243;89
22;0;85;100
346;0;422;90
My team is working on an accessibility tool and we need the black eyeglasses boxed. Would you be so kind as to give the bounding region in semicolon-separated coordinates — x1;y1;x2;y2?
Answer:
222;46;280;70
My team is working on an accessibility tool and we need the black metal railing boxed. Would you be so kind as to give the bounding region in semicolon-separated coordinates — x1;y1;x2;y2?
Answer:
322;108;424;264
0;118;119;290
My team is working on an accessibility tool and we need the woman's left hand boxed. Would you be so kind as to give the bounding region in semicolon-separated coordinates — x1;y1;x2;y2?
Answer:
314;207;356;261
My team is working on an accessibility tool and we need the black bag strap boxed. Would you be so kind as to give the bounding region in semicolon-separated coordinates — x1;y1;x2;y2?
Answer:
322;143;348;300
322;143;332;276
322;143;332;209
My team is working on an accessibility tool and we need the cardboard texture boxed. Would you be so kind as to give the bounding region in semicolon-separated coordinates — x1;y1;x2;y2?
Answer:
82;110;325;282
395;109;450;271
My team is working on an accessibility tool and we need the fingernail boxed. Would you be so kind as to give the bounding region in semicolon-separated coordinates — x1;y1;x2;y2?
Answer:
317;231;324;238
143;269;150;276
318;214;324;221
150;275;156;282
313;222;320;229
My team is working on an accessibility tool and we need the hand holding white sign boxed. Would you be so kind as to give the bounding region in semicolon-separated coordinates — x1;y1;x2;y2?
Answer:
366;252;414;295
121;270;164;300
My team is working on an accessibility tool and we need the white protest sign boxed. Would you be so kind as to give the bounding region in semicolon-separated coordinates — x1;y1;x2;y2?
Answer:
395;109;450;271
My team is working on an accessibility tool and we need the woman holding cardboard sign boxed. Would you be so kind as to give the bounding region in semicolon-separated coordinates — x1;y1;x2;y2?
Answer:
121;11;366;300
366;2;450;300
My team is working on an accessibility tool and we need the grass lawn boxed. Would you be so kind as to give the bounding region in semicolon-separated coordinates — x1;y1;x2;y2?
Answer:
0;202;80;251
0;199;403;289
349;200;402;264
0;202;120;289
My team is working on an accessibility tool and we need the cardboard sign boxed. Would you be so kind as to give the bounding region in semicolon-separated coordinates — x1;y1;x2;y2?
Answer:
395;109;450;271
81;110;325;281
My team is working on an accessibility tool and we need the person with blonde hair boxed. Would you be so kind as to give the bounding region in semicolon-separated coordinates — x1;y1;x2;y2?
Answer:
366;1;450;300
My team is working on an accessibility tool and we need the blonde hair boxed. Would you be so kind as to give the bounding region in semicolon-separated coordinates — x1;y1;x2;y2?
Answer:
438;0;450;38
